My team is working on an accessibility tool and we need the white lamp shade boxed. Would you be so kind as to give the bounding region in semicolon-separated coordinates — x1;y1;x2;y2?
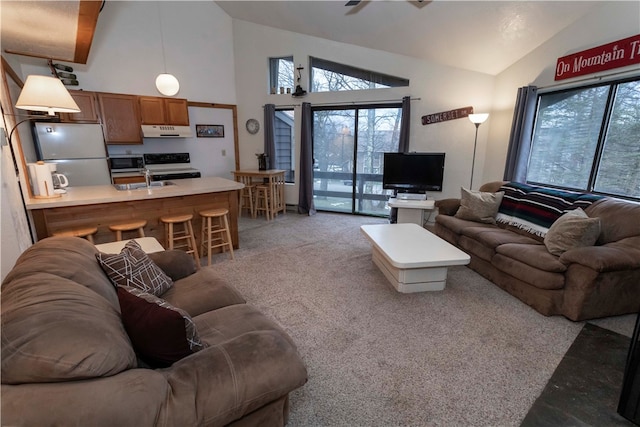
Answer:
15;75;80;115
155;73;180;96
468;113;489;124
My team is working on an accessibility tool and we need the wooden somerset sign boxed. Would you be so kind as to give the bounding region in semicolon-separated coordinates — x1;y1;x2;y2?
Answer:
421;106;474;125
555;34;640;81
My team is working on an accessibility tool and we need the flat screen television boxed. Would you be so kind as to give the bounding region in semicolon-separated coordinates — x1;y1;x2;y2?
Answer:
382;152;445;193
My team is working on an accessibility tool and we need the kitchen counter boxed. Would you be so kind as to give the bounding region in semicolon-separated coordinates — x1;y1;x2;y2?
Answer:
27;177;245;248
25;177;243;209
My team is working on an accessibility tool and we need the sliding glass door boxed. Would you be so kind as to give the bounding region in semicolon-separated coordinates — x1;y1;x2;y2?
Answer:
312;104;402;216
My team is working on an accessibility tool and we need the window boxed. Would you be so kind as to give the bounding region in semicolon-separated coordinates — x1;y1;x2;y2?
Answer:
527;78;640;200
275;109;295;183
269;56;294;94
310;57;409;93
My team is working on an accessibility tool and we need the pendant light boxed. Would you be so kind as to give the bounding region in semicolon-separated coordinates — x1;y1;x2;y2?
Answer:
155;2;179;96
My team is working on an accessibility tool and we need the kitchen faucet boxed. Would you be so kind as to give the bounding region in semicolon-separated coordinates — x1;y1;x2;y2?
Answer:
143;168;152;188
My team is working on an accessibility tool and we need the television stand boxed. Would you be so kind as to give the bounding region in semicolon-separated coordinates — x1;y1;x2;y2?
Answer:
388;198;435;226
396;193;426;201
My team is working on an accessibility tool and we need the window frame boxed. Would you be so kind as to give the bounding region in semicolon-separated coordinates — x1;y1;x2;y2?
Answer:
309;57;409;93
269;56;294;94
526;75;640;201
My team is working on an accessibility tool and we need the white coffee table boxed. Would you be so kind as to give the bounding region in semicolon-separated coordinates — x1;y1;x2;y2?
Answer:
360;223;470;293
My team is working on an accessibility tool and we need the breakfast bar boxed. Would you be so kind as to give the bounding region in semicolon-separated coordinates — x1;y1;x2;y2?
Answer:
26;177;244;248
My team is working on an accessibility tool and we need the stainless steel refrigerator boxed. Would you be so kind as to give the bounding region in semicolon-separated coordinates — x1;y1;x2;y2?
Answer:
33;122;111;187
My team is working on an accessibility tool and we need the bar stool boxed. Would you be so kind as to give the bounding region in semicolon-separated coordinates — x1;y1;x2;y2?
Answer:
160;213;200;268
199;208;234;265
254;185;272;221
108;220;147;241
52;226;98;244
236;175;256;218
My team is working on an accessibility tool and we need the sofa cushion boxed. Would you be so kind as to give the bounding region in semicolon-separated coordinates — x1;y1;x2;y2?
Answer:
585;198;640;244
458;227;542;262
496;243;568;273
161;306;308;426
148;250;197;281
97;240;173;296
161;268;246;317
460;227;541;249
492;254;565;290
435;214;496;235
1;273;137;384
544;208;601;256
117;286;205;368
454;188;504;224
2;236;119;310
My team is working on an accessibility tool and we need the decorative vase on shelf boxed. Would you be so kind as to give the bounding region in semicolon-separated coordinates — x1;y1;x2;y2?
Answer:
256;153;268;170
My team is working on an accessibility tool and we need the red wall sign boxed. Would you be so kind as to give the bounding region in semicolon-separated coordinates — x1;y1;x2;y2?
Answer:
555;34;640;81
421;106;474;125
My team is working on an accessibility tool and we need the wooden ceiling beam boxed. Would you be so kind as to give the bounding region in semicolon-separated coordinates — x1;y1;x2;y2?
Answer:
74;0;102;64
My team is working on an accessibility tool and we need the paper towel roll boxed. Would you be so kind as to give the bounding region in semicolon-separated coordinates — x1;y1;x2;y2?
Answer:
28;161;56;198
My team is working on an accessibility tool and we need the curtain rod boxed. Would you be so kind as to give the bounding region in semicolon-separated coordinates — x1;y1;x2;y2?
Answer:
264;96;421;109
538;67;640;91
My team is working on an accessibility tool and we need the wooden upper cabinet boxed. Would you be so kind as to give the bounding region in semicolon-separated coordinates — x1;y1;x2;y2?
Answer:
139;96;189;126
59;90;99;123
97;93;142;145
165;98;189;125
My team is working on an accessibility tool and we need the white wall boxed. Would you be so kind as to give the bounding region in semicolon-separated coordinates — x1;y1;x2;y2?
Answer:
231;20;496;203
486;1;640;185
18;1;236;103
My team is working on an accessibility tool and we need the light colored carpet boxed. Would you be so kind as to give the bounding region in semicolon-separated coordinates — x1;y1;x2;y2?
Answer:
205;211;635;427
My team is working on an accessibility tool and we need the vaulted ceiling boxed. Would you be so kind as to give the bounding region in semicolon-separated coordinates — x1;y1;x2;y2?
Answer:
1;0;101;64
1;1;601;75
215;0;600;75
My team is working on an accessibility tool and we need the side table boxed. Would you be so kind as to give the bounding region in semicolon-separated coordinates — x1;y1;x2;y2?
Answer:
388;198;435;226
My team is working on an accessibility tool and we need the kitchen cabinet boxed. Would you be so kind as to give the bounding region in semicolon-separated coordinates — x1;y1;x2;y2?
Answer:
139;96;189;126
59;90;99;123
97;93;142;145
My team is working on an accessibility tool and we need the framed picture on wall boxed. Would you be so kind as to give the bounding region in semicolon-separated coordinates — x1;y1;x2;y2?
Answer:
196;124;224;138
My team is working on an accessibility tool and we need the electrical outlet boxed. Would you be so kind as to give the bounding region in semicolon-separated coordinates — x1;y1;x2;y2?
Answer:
222;149;226;156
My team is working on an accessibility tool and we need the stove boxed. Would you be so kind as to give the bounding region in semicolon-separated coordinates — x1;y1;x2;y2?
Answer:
143;153;201;181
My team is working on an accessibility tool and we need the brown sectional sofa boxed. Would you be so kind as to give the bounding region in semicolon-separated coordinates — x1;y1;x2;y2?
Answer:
1;236;307;426
435;181;640;321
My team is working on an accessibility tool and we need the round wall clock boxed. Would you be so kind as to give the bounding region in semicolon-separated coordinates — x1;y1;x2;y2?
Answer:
246;118;260;134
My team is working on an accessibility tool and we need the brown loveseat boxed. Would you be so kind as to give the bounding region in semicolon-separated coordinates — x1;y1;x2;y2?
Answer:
435;181;640;321
1;237;307;426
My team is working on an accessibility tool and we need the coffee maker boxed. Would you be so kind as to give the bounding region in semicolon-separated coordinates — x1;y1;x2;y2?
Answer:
27;161;68;198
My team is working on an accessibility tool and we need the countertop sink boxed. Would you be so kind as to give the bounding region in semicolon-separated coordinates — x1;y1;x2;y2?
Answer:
113;181;175;191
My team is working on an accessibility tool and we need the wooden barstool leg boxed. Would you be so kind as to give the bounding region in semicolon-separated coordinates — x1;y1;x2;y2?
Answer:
167;223;174;250
187;220;200;268
222;214;234;260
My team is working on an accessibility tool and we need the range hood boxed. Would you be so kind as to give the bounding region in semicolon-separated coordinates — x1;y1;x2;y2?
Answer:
141;125;193;138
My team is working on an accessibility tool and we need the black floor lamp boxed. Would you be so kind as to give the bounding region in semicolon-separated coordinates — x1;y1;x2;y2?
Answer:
468;113;489;190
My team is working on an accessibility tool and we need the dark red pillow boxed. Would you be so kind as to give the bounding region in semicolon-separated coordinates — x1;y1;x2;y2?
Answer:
117;286;205;368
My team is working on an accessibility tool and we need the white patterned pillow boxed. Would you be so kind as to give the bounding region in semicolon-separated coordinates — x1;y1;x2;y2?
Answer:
97;240;173;296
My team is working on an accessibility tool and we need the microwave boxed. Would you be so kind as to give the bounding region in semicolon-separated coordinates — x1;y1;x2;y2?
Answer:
109;155;144;172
